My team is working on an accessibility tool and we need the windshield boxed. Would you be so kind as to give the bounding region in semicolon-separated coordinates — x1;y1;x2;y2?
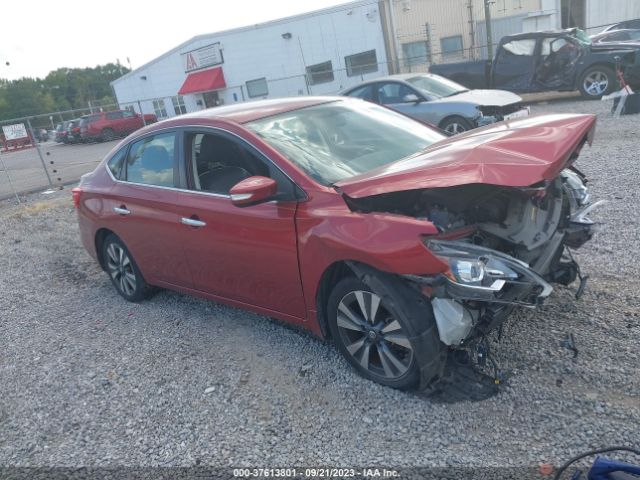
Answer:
246;100;444;186
570;29;592;45
405;74;468;98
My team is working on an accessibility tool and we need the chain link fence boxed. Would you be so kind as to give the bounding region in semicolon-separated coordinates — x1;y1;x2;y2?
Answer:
0;0;626;202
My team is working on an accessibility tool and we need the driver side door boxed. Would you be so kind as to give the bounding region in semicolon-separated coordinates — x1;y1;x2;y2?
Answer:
376;81;438;124
176;128;307;319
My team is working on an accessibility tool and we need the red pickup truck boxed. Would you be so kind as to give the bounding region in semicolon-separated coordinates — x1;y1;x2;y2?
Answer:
80;110;157;142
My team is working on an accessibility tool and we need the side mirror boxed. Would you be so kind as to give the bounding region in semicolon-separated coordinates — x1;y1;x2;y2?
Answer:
230;176;277;207
402;93;421;103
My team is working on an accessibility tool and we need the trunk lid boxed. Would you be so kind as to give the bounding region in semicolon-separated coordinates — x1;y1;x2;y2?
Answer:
335;114;596;199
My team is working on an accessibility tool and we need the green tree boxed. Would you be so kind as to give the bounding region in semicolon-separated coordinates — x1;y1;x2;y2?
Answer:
0;63;130;121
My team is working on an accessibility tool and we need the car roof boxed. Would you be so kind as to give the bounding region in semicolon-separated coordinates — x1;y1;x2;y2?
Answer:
341;73;438;91
593;28;640;37
175;96;340;124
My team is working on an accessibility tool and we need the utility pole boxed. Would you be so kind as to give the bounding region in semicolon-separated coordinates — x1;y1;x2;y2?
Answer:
484;0;494;59
468;0;476;60
387;0;401;73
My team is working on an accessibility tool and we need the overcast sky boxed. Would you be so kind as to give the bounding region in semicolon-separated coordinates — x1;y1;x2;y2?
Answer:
0;0;350;80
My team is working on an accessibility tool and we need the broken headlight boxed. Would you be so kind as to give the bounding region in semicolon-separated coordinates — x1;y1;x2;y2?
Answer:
426;240;520;291
561;169;590;208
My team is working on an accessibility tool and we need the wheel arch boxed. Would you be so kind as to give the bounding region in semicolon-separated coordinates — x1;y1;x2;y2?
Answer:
315;260;354;339
575;62;616;88
95;227;116;271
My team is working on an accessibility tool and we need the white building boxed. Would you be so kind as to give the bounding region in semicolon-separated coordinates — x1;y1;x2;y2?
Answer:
112;1;389;119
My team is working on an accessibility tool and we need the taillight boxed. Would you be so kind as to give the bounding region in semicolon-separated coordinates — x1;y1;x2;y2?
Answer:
72;187;82;208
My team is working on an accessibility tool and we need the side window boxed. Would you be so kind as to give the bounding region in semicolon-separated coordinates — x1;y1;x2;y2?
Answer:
608;31;630;41
346;84;375;102
122;111;135;118
107;147;127;179
501;39;536;56
106;112;123;120
188;132;296;200
377;83;414;104
125;133;176;187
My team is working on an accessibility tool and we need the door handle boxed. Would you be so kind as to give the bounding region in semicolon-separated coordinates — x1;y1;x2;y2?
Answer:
181;217;206;228
113;206;130;215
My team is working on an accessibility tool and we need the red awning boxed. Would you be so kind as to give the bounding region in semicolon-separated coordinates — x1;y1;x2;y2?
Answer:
178;67;226;95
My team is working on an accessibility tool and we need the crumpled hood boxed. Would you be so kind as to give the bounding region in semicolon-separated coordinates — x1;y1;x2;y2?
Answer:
335;114;596;199
433;89;522;107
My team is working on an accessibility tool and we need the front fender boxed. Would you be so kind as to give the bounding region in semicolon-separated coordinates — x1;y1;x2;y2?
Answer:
295;191;448;312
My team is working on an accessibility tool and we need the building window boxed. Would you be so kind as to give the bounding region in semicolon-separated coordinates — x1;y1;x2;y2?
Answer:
440;35;464;59
402;41;430;68
152;99;168;119
306;61;334;85
246;77;269;98
345;50;378;77
172;96;187;115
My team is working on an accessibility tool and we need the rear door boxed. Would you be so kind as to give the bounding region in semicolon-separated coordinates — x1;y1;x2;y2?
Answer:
492;38;537;91
105;111;125;134
121;110;139;133
106;131;193;288
175;128;306;318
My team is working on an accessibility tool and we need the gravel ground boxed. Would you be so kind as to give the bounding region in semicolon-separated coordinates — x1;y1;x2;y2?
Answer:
0;98;638;475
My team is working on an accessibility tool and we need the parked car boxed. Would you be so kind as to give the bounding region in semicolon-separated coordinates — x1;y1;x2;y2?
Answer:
55;122;70;143
341;73;529;135
591;29;640;46
80;110;157;142
65;119;82;144
73;97;600;391
602;18;640;32
33;128;49;142
430;28;640;99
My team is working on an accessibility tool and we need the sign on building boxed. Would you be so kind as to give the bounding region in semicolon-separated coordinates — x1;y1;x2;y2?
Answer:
181;43;223;73
2;123;29;140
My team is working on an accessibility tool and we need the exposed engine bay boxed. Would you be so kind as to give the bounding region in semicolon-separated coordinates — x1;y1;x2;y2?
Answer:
345;167;602;349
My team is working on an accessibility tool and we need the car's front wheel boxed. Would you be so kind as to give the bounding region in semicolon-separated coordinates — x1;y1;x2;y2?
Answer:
102;234;152;302
439;115;474;135
579;65;616;99
327;277;420;389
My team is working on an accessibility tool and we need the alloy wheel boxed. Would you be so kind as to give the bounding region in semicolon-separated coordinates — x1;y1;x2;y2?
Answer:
336;290;413;380
583;71;609;96
444;122;467;135
106;243;137;296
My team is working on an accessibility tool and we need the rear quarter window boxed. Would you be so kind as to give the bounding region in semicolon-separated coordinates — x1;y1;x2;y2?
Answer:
107;148;127;179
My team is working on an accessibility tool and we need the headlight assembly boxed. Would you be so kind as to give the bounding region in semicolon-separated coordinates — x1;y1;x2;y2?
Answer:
417;239;553;306
426;240;521;292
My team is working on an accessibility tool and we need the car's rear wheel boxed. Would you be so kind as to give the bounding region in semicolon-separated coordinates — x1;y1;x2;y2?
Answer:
579;65;616;99
102;234;151;302
327;277;420;389
101;128;115;142
439;116;474;135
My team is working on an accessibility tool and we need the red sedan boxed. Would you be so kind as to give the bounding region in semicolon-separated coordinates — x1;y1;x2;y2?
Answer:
73;97;600;391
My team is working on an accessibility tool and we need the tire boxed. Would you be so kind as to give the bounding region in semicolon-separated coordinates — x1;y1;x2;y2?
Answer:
439;115;474;135
102;234;152;302
101;128;115;142
579;65;616;99
327;277;423;390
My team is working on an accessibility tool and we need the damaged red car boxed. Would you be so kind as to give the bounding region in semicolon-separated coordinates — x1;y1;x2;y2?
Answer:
73;97;600;391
